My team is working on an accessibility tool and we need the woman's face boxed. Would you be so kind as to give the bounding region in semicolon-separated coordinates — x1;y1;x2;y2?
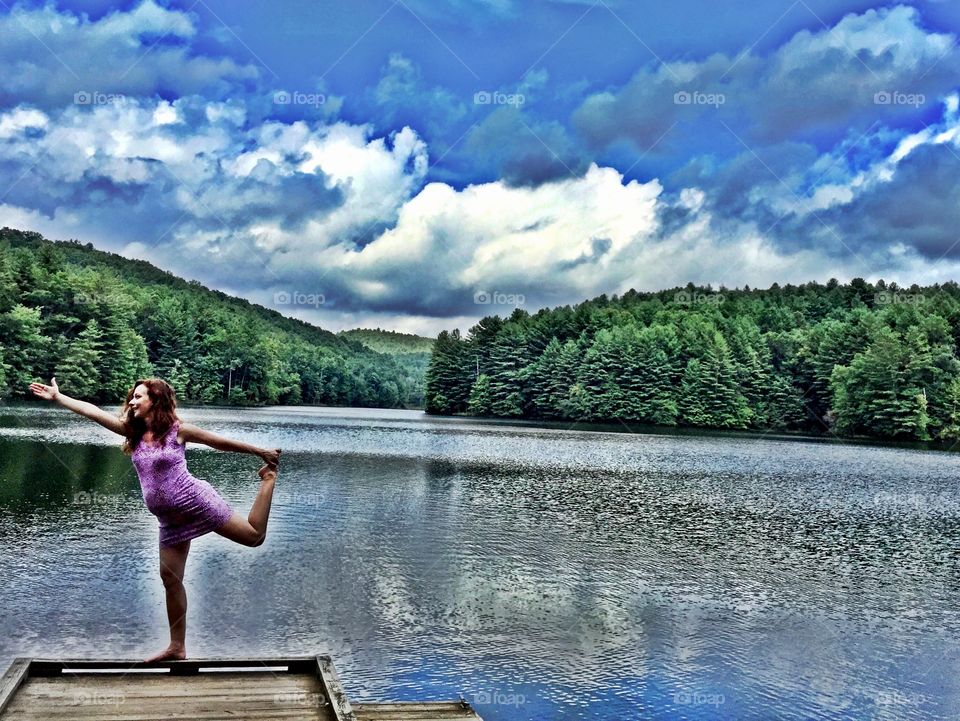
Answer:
129;384;153;421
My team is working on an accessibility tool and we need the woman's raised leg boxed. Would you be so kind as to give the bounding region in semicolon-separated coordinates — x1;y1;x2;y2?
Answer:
215;464;278;547
145;539;191;662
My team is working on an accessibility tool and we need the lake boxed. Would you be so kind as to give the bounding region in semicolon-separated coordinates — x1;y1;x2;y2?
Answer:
1;403;959;720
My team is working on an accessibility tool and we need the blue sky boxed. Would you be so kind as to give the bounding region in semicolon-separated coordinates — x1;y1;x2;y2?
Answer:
1;0;959;334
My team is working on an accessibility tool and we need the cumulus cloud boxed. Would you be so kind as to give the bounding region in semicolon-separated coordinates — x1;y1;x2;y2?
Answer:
310;163;662;315
0;94;427;281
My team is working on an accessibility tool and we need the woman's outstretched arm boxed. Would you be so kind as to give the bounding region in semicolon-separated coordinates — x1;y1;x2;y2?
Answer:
178;422;280;466
28;376;127;436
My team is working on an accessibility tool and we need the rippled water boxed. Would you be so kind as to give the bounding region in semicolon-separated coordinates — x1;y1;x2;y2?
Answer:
1;403;959;720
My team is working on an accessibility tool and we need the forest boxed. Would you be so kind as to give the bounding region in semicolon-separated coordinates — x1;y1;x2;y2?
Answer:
425;280;960;442
0;228;415;408
8;225;960;443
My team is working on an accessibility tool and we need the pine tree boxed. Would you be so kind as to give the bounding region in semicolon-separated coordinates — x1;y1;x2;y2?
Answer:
467;374;493;415
679;358;711;426
425;329;472;414
577;328;624;421
527;337;563;418
487;324;532;418
679;332;751;428
621;324;680;425
0;304;50;390
55;319;103;399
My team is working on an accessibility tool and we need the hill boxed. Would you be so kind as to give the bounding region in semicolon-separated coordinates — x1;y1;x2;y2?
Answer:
339;329;432;407
0;227;415;408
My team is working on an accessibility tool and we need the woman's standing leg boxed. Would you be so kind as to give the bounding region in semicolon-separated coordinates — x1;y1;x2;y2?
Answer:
145;539;191;662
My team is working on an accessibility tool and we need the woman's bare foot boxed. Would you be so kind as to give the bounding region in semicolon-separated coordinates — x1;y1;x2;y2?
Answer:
144;642;186;663
258;464;277;482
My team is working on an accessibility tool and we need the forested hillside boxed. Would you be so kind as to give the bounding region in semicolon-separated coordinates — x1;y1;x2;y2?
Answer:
338;328;432;407
425;281;960;441
0;228;411;408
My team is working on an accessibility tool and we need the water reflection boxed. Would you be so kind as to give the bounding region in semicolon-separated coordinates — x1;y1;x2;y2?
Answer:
1;403;959;720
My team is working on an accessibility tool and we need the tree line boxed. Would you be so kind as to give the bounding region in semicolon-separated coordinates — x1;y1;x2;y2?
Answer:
0;228;413;408
425;280;960;442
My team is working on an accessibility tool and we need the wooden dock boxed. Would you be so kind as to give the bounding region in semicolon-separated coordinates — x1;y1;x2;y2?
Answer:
0;656;482;721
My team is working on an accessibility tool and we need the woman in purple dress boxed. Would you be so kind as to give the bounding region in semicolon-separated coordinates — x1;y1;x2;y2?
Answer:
28;376;281;663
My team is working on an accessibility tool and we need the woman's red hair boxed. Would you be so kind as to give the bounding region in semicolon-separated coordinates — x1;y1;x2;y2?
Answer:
117;378;180;455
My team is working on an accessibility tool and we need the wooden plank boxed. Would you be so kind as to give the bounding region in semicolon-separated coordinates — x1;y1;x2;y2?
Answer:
17;675;318;696
0;658;339;721
315;655;357;721
352;701;481;721
0;660;31;717
353;703;474;711
2;674;336;721
3;702;334;719
0;656;482;721
14;671;321;688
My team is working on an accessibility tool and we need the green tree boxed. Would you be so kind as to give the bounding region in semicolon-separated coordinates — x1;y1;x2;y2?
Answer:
425;329;472;414
467;373;494;415
0;304;50;390
55;319;103;399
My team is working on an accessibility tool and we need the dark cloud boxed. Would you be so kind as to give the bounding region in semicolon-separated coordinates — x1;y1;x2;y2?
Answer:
230;159;344;231
801;142;960;259
669;141;818;223
465;106;591;186
572;6;958;152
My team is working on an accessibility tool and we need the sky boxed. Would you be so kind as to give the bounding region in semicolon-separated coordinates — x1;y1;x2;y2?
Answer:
1;0;959;336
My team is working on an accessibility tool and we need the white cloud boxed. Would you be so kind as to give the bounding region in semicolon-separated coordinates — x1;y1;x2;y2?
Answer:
0;107;48;138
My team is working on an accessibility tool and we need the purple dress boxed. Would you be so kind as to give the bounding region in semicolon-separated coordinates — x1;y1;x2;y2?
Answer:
131;419;235;547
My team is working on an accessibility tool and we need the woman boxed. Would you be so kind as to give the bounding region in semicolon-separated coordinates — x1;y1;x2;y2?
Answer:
28;376;281;663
